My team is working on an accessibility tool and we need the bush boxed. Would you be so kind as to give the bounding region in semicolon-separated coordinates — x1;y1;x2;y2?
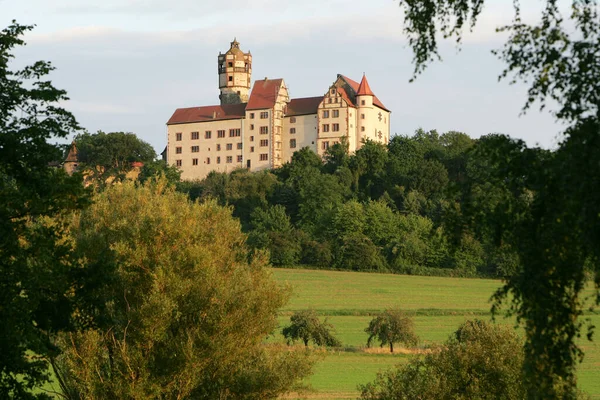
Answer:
360;320;525;399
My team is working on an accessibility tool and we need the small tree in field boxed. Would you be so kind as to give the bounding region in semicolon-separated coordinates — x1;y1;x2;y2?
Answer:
365;309;418;353
283;310;342;348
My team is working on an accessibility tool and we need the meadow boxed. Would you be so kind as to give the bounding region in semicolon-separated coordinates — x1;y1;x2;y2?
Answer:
272;268;600;400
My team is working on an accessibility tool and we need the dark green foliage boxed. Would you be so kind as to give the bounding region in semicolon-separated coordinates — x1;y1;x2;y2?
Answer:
248;205;301;265
138;159;181;185
394;1;600;396
0;21;90;398
176;130;508;275
75;130;156;180
365;310;418;353
360;320;525;399
282;310;342;348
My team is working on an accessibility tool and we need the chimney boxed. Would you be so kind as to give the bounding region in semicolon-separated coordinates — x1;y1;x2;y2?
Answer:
212;111;217;119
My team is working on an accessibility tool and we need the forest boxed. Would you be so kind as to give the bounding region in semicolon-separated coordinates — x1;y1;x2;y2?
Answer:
168;132;544;279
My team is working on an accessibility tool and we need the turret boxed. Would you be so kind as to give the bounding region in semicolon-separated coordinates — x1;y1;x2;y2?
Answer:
218;38;252;105
356;74;374;144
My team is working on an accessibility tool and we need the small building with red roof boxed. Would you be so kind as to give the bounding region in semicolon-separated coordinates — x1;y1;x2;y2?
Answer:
166;40;390;181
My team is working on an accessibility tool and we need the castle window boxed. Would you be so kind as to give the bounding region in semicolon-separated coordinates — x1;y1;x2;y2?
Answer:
322;110;329;118
176;160;182;167
260;153;268;161
260;126;268;134
361;100;366;106
322;141;329;150
332;110;339;118
228;76;233;82
217;156;221;164
290;117;296;123
176;133;182;141
217;130;226;138
237;91;240;95
361;113;365;119
290;139;297;148
226;156;233;163
228;62;233;67
250;136;254;142
250;124;254;130
290;128;296;134
226;143;233;150
205;131;211;139
176;147;182;154
328;98;332;103
361;126;365;132
191;131;199;140
206;157;211;164
330;89;336;95
192;158;199;166
237;143;242;150
237;155;243;162
250;146;255;152
332;124;339;132
229;129;241;137
322;124;330;132
217;144;221;151
260;111;268;119
191;146;199;153
250;113;255;119
260;139;268;147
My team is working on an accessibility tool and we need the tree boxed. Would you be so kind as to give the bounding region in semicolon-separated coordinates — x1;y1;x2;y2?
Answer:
365;309;418;353
0;21;90;399
360;320;526;399
74;130;156;181
247;205;301;266
395;1;600;396
54;179;313;399
138;159;181;186
282;310;342;348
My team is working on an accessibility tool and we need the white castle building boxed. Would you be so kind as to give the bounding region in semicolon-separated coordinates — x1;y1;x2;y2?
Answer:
166;39;391;180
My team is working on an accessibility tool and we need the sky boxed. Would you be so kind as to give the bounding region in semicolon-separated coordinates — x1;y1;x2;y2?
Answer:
2;0;570;153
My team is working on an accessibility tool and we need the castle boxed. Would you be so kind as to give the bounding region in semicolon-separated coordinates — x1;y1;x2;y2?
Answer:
166;39;391;180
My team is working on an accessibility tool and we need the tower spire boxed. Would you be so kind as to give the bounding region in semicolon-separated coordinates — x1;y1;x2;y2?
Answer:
357;74;374;96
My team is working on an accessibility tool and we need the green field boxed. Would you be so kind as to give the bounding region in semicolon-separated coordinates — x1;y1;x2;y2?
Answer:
272;268;600;400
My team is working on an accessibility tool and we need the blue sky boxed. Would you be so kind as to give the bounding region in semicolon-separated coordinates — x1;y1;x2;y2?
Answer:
2;0;569;153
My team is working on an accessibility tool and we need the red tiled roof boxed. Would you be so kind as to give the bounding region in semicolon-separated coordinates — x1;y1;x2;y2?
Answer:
286;96;323;116
167;103;246;125
246;78;284;110
340;74;389;112
357;74;375;96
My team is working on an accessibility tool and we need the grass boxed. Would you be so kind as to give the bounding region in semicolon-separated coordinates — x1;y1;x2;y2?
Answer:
272;267;600;400
276;268;503;315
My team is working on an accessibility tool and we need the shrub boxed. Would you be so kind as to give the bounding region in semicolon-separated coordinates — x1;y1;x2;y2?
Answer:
360;319;525;399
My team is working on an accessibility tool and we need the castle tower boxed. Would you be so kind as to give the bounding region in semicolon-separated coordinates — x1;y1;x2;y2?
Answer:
356;74;374;145
218;38;252;105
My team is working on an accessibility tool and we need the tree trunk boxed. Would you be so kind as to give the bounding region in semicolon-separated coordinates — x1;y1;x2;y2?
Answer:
390;342;394;353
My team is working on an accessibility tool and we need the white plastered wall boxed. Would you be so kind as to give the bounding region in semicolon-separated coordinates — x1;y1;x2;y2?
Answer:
167;118;244;181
